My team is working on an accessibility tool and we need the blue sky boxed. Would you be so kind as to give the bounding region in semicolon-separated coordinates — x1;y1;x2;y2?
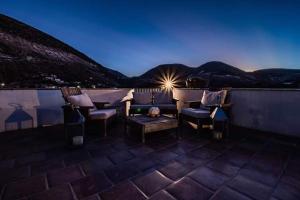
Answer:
1;0;300;76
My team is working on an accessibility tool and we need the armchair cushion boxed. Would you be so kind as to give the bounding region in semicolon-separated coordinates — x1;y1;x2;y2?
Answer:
133;92;152;105
68;93;94;107
156;104;177;110
130;104;153;110
181;108;210;118
201;90;227;106
153;91;173;104
89;109;116;120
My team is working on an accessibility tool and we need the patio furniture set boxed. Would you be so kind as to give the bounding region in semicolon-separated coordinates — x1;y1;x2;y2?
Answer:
61;87;230;145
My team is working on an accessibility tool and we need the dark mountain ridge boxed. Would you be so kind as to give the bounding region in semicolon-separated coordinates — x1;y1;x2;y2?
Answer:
0;14;126;88
1;14;300;88
125;62;300;88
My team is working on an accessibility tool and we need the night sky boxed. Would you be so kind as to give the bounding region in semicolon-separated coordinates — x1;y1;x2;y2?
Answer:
1;0;300;76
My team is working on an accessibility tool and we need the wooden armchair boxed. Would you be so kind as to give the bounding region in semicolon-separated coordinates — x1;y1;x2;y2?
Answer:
180;89;231;134
124;90;179;118
61;87;116;136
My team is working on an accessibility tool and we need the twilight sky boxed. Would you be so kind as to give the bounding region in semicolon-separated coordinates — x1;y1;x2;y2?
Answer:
1;0;300;76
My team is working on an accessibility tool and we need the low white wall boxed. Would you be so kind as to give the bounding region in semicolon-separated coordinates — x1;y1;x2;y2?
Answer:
1;88;300;137
174;88;300;137
229;89;300;137
0;89;131;132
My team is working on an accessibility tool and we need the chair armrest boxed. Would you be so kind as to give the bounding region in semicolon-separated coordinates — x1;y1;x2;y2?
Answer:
93;102;110;109
220;103;231;108
220;103;232;112
184;100;201;104
77;107;91;119
123;98;133;102
172;98;179;105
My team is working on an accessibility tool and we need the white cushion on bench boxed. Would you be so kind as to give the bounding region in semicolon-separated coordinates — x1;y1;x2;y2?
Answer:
131;104;153;109
90;109;116;120
181;108;210;118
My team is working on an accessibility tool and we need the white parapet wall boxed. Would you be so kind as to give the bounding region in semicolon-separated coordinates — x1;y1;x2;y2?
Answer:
0;88;300;137
0;88;132;133
228;89;300;137
174;88;300;137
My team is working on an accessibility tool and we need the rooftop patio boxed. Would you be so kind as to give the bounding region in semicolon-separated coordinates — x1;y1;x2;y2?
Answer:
1;88;300;200
0;121;300;200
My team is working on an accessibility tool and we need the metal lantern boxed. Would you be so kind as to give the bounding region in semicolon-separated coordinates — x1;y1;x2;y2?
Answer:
64;107;85;147
210;107;228;140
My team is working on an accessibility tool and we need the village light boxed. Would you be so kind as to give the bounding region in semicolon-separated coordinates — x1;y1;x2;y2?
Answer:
1;83;5;87
164;79;174;90
157;69;180;91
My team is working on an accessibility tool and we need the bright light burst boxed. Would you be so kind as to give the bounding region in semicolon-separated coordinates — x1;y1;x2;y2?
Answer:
156;68;180;91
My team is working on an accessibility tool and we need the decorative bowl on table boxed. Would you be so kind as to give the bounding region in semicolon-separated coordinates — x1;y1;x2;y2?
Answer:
148;107;160;118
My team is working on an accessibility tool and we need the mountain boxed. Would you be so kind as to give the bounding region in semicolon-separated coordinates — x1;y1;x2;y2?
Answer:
191;61;258;88
0;14;127;88
126;61;260;88
252;68;300;87
126;61;300;88
1;14;299;89
129;64;193;87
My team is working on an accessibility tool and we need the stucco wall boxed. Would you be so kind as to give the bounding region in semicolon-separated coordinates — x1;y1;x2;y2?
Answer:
174;88;300;137
0;89;131;132
1;88;300;137
229;89;300;137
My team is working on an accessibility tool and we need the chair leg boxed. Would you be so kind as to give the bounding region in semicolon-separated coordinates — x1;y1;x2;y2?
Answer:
104;119;107;137
197;119;201;134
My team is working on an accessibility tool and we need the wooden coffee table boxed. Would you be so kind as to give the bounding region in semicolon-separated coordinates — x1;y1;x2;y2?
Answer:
125;115;179;143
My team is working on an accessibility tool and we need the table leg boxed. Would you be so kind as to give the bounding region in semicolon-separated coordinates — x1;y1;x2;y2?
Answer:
142;126;145;143
176;127;179;139
124;118;127;136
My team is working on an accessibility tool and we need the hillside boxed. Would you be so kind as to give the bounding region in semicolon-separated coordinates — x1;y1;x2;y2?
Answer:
0;14;127;88
252;68;300;87
126;62;260;88
1;14;299;89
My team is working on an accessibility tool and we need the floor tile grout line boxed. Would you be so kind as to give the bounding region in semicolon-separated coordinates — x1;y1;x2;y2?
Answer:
216;140;272;200
44;173;50;190
0;185;6;200
130;180;149;199
68;182;79;200
266;147;292;200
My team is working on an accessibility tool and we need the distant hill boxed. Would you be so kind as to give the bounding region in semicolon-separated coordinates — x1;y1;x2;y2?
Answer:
126;61;259;88
126;64;192;87
125;61;300;88
1;14;299;88
252;68;300;87
0;14;127;88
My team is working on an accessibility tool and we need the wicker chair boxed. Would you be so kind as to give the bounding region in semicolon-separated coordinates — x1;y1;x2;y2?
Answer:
61;87;116;136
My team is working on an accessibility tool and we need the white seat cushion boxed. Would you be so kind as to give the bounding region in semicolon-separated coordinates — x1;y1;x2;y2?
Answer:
181;108;210;118
68;93;94;107
89;109;116;120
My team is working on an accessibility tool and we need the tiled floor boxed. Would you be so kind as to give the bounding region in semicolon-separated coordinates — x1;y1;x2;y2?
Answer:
0;121;300;200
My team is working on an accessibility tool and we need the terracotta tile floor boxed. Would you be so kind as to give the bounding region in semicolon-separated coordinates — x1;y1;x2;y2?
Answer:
0;122;300;200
